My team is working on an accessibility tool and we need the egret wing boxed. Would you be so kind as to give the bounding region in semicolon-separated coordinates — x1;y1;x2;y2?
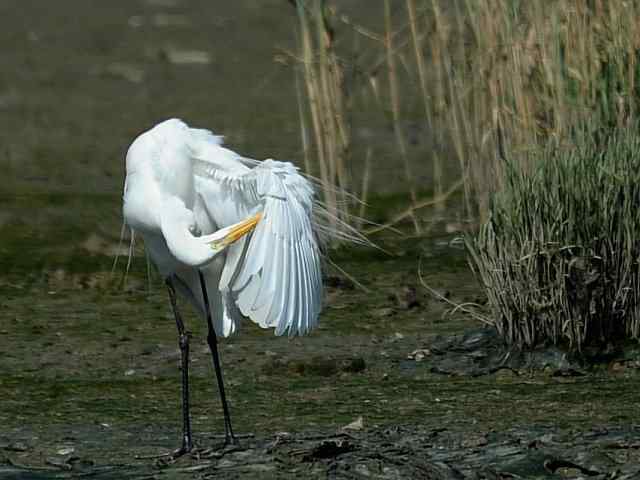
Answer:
191;137;323;337
232;164;322;336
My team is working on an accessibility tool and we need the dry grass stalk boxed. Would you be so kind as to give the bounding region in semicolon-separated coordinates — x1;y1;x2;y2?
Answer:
459;0;640;210
356;147;372;230
294;63;312;176
384;0;420;233
294;1;640;228
406;0;443;211
296;0;350;234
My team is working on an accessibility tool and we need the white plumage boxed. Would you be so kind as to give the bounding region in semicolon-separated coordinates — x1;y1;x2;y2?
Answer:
123;118;323;338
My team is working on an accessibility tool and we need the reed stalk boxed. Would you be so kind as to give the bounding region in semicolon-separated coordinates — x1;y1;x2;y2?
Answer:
467;127;640;350
295;0;350;236
384;0;420;233
406;0;443;211
293;0;640;225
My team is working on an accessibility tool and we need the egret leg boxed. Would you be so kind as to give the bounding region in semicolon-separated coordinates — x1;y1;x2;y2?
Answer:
166;276;194;455
198;271;237;446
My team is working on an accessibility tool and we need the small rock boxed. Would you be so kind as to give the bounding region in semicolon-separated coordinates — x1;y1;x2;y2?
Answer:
408;349;431;362
45;456;72;471
609;361;626;373
555;467;583;477
355;464;371;476
371;307;395;318
217;458;235;469
56;446;75;456
304;357;338;377
343;416;364;431
461;434;488;449
340;357;366;373
5;441;28;452
305;439;355;460
494;368;518;380
390;285;421;310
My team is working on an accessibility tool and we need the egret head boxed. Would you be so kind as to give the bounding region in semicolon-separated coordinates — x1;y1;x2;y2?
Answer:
125;118;189;173
124;118;196;210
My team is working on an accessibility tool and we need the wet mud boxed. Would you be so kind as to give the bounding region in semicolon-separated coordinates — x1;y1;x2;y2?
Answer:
3;228;640;479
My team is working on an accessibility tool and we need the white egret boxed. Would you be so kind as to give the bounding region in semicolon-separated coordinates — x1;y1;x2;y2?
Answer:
123;118;329;456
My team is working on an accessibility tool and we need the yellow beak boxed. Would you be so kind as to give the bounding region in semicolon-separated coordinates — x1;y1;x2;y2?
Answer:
208;212;263;251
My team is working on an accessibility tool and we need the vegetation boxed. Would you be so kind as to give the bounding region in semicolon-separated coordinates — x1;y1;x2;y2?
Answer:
467;128;640;350
294;0;351;231
292;0;640;224
293;0;640;349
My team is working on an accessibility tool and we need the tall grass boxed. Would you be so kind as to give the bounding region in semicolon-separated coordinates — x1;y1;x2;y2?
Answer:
292;1;640;226
456;0;640;216
466;128;640;350
294;0;350;232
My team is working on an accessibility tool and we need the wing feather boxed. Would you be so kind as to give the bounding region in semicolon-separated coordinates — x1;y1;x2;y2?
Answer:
295;240;307;334
190;126;323;336
280;237;298;336
234;174;322;336
219;236;247;291
311;238;323;322
274;231;291;336
251;221;280;319
304;238;316;332
236;216;267;285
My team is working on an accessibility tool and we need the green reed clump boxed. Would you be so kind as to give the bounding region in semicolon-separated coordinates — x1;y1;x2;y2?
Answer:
467;128;640;350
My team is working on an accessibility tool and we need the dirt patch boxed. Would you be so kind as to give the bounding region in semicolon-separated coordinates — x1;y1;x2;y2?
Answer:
404;327;640;378
3;425;640;479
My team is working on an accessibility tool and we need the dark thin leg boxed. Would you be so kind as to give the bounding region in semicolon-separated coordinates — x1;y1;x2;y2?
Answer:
198;271;237;445
166;276;194;455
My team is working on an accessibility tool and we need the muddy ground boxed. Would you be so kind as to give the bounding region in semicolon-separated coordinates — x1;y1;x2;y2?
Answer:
2;1;640;479
3;228;640;479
